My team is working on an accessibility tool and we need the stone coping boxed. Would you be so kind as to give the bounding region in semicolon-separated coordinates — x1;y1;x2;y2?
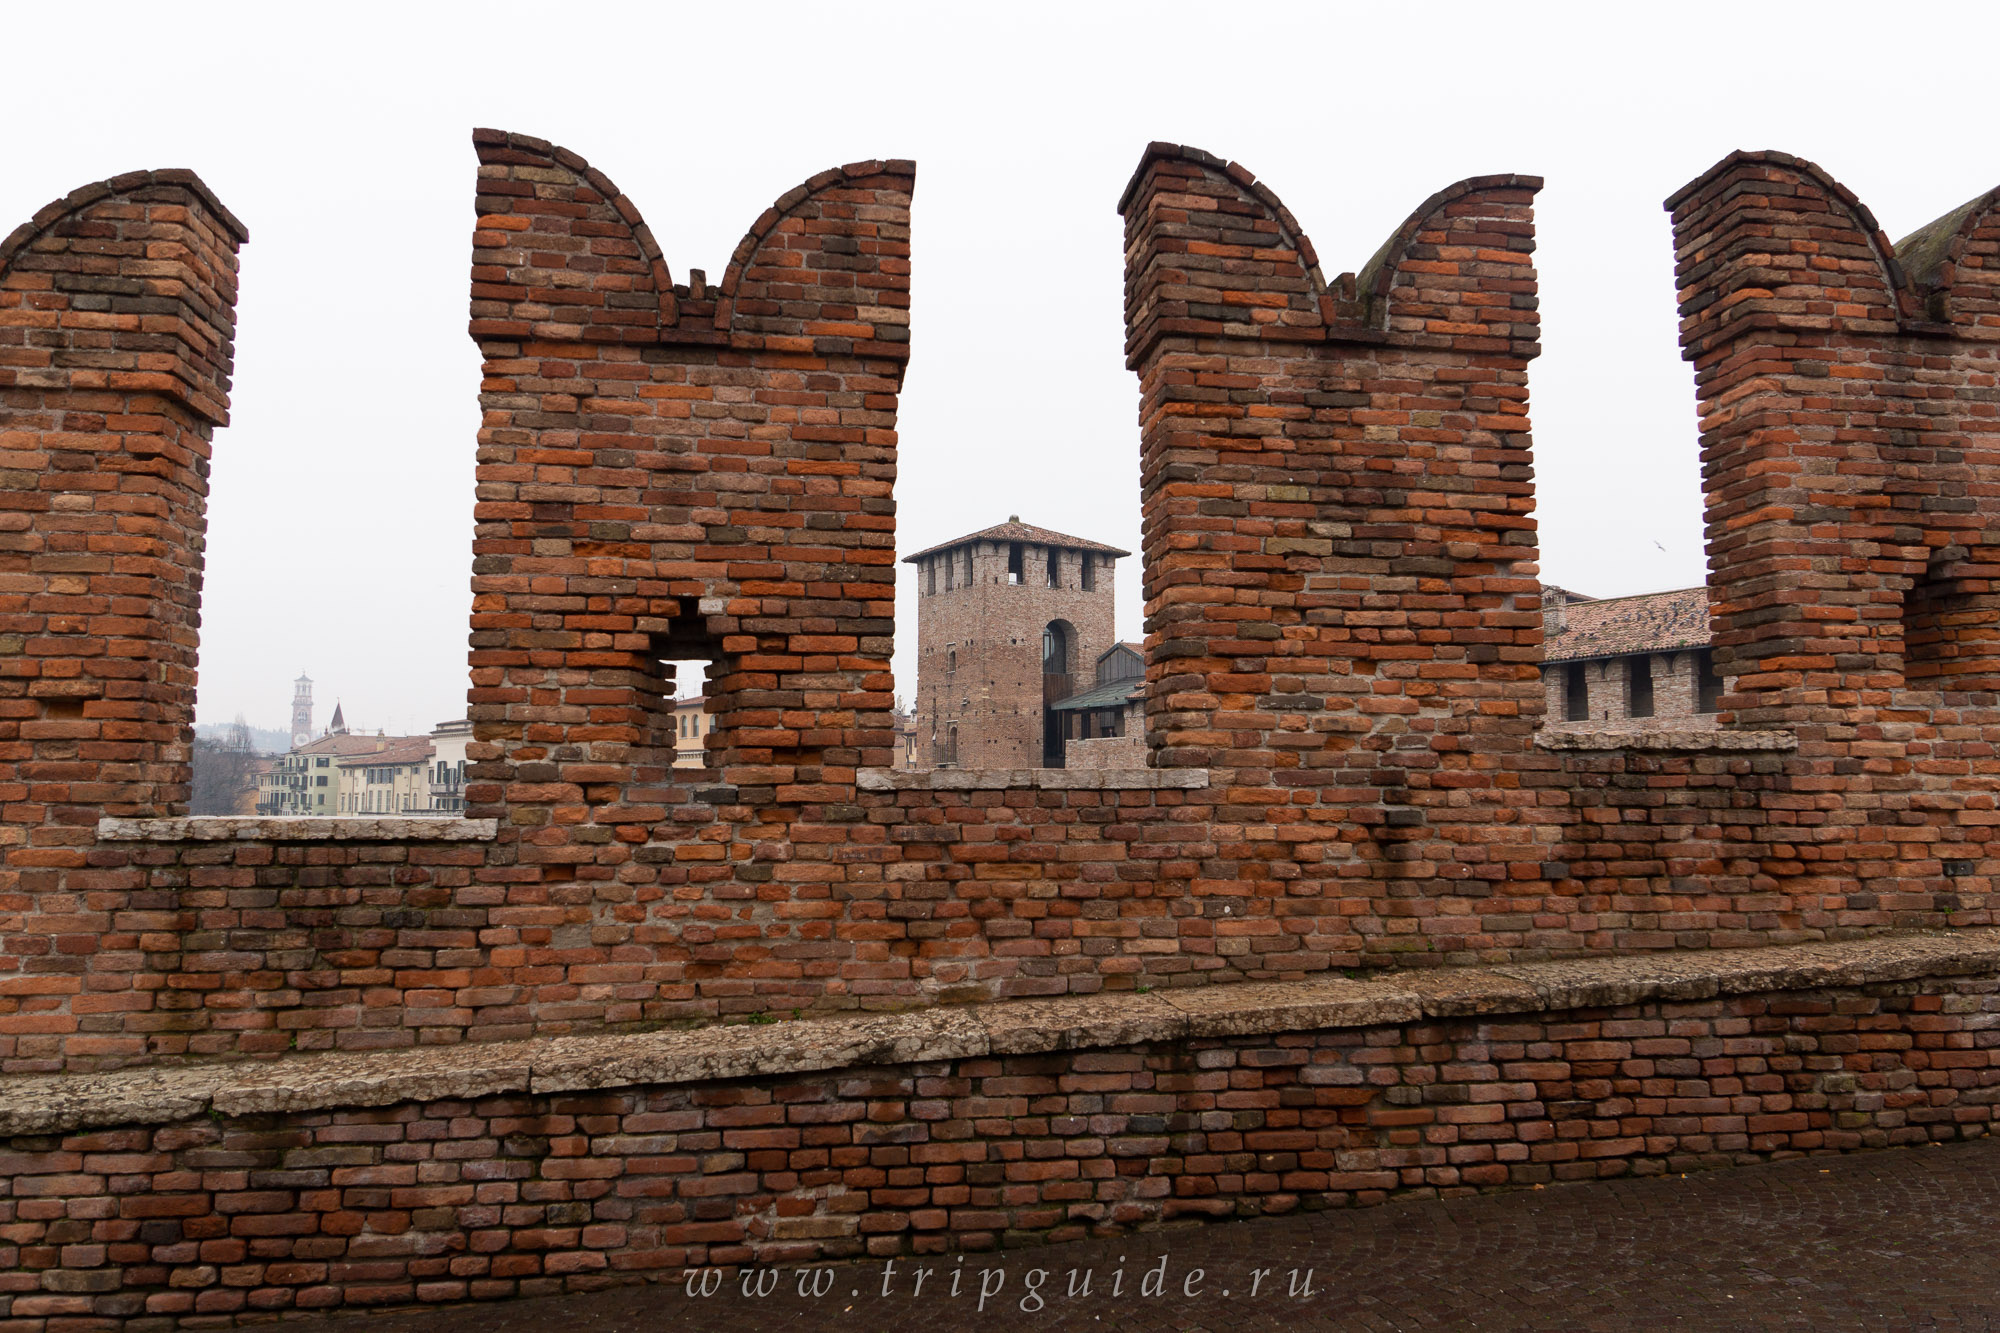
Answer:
858;767;1208;791
96;817;499;842
7;929;1998;1138
1535;727;1797;752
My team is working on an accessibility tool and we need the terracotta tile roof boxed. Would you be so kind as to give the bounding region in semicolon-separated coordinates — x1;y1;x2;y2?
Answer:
1544;586;1710;663
335;740;434;768
294;733;425;758
904;519;1130;563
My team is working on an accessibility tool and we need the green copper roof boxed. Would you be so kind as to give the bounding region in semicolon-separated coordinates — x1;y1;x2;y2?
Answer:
1049;678;1142;712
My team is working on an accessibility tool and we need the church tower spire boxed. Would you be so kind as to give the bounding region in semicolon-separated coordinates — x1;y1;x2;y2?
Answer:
329;701;347;735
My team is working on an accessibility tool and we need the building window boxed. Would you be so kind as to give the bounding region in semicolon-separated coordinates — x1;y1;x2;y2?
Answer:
1008;543;1023;585
1046;548;1061;588
1080;555;1094;592
947;646;957;674
1564;663;1588;722
1697;649;1722;713
963;547;974;586
945;555;955;591
1043;622;1068;675
1627;656;1654;719
926;559;936;596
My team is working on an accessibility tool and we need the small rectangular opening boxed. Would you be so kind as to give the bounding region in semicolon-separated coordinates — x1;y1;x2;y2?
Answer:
1080;555;1094;592
1627;656;1654;719
1564;663;1588;722
925;559;936;596
1046;548;1060;588
1007;543;1023;585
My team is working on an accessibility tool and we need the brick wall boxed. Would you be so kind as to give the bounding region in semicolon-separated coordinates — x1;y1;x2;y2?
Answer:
1541;651;1711;728
6;140;2000;1076
6;135;2000;1326
3;936;1998;1322
1063;735;1146;770
0;171;246;826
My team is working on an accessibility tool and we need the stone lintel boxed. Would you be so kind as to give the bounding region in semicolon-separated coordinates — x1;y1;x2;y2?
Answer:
856;767;1209;792
1534;728;1797;752
7;928;1996;1136
96;816;500;842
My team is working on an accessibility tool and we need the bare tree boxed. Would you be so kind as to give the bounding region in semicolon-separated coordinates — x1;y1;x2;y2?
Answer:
190;713;261;815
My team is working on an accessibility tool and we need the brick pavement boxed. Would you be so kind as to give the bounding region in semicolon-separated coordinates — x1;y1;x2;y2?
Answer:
273;1138;2000;1332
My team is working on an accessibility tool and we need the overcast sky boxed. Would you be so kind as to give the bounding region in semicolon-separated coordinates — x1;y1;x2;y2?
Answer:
9;1;1995;737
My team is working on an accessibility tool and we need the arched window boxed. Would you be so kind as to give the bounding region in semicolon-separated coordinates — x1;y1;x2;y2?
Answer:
1042;621;1070;674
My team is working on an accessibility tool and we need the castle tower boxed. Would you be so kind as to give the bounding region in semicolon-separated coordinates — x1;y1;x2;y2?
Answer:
290;674;313;749
905;517;1126;769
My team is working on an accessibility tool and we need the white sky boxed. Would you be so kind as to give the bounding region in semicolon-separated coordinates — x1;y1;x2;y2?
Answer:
9;1;1995;736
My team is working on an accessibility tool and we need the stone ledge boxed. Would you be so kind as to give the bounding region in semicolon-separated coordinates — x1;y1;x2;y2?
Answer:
857;767;1208;792
96;817;500;842
1535;728;1797;752
7;928;1997;1137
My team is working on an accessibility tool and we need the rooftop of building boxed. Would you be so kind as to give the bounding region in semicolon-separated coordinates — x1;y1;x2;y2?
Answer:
1544;585;1710;663
903;517;1131;564
1051;677;1144;712
335;740;435;768
294;732;427;758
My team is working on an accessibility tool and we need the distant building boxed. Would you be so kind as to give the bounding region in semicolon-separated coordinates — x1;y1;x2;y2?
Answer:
422;718;470;814
1054;642;1147;768
336;739;433;814
1540;586;1721;727
904;517;1131;769
258;731;399;815
673;695;716;769
255;711;472;816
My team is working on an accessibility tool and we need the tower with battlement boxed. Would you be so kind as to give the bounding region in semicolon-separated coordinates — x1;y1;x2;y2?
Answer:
906;518;1126;768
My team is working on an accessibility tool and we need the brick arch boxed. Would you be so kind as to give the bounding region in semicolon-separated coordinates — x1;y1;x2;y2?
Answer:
469;128;678;338
1894;185;2000;333
711;158;917;351
1666;149;1913;364
1354;172;1546;333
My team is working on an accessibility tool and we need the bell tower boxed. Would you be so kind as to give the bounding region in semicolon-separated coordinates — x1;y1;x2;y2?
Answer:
291;674;314;749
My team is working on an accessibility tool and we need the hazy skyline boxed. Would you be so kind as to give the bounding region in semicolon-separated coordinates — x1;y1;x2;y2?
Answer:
9;1;1995;734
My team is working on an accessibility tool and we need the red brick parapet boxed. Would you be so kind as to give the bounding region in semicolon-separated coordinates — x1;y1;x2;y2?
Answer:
6;929;2000;1323
3;140;2000;1083
0;167;247;845
7;926;1996;1137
